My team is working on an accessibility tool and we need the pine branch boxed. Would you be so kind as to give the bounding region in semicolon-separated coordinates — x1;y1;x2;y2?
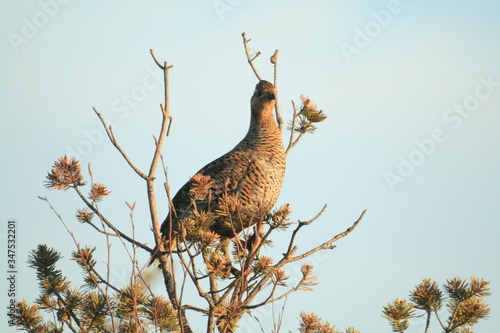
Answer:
37;197;122;331
72;187;153;253
239;209;366;320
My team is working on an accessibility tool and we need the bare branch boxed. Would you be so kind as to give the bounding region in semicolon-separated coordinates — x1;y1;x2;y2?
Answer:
270;50;283;132
290;209;367;263
144;51;194;333
37;196;119;330
73;186;154;253
284;204;328;258
87;166;117;332
174;241;213;307
285;100;308;155
242;32;262;81
240;208;365;312
147;59;174;256
285;100;298;155
245;272;307;310
150;49;174;71
434;310;447;331
93;107;148;180
183;304;209;315
149;103;171;179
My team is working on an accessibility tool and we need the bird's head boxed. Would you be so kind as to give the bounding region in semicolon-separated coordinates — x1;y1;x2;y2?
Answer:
251;80;276;116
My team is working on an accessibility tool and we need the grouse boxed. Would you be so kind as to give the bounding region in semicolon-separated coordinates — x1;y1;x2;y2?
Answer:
159;80;286;253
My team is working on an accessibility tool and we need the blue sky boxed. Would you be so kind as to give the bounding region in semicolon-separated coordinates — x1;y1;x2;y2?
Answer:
1;1;500;332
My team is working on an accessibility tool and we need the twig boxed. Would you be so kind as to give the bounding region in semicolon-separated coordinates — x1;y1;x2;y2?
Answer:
248;312;266;333
150;49;164;69
242;32;262;81
150;49;174;112
284;204;328;258
87;165;117;332
126;201;150;331
290;209;366;263
285;100;308;155
434;310;447;331
285;100;299;155
244;274;306;310
242;209;366;312
270;50;283;131
175;239;213;307
38;196;118;331
73;186;153;253
146;50;193;333
93;107;148;180
274;297;287;333
182;304;209;315
81;219;119;236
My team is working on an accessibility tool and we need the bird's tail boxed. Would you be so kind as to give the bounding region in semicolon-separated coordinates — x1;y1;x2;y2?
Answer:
147;246;161;267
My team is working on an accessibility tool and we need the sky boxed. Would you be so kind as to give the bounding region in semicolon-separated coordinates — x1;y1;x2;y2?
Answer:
1;0;500;332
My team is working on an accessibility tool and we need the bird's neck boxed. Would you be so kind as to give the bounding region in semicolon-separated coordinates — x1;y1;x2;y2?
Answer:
249;106;278;130
250;104;278;128
246;108;282;147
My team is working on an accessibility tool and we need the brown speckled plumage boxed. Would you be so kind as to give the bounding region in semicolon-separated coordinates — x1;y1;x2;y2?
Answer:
161;80;286;242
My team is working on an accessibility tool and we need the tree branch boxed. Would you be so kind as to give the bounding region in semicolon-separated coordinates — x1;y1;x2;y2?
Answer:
38;196;117;331
244;272;306;310
93;107;148;180
285;100;307;155
434;310;447;331
183;304;209;315
242;32;262;81
72;187;153;253
284;204;328;258
241;208;365;311
270;50;283;132
290;209;366;263
145;50;193;333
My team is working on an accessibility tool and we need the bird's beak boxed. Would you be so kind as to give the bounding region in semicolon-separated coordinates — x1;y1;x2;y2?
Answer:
266;93;276;100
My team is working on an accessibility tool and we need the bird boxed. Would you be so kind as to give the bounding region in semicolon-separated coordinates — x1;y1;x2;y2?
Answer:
157;80;286;258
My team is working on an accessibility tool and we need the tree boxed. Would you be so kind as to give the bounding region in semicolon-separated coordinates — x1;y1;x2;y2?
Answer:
382;276;491;333
10;33;365;332
291;276;491;333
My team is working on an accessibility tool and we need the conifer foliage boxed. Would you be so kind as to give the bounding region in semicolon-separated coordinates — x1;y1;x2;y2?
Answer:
12;34;365;333
14;34;489;333
383;276;490;333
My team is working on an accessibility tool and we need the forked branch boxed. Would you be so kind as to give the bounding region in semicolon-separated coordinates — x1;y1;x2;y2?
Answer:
290;209;366;262
73;186;154;253
242;32;262;81
93;107;148;180
242;32;284;132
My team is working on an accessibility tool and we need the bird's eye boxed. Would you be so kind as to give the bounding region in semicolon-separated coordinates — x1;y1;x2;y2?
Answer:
256;91;262;97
